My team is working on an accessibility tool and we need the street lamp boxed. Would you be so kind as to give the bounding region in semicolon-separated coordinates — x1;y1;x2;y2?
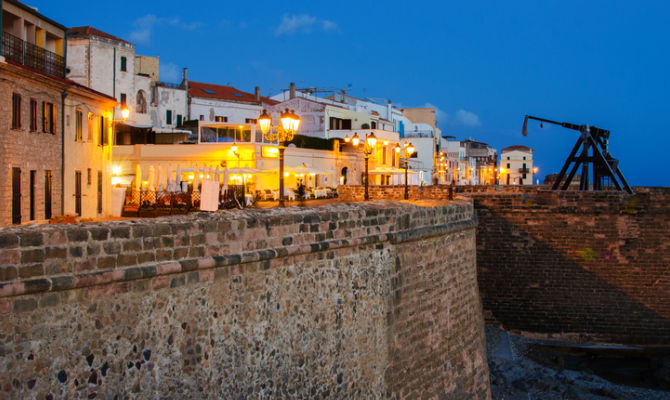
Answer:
395;142;415;200
350;132;377;200
258;109;300;207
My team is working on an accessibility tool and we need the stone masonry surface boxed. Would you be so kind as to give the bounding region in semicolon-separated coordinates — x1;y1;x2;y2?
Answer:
340;185;670;346
0;200;490;399
470;187;670;346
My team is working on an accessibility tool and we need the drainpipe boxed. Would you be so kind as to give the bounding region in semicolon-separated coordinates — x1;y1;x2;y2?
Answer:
112;48;116;98
61;91;67;215
0;0;4;56
63;29;67;77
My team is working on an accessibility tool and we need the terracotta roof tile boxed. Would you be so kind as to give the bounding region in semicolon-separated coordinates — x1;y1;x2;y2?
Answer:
188;81;278;105
68;26;131;45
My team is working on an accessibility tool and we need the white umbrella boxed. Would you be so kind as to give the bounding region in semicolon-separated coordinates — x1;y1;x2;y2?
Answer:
134;164;141;193
193;163;200;192
214;166;220;183
222;165;229;193
176;165;182;187
148;165;155;191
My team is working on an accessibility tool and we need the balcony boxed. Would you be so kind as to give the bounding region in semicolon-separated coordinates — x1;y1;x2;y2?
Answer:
519;167;530;173
1;31;65;78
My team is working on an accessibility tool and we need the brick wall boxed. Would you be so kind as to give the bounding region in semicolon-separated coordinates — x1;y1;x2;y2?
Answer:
339;184;670;345
471;188;670;345
0;62;64;225
0;202;489;399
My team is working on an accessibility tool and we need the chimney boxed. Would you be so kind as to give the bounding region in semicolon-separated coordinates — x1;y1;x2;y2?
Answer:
289;82;296;99
255;86;261;102
181;68;188;89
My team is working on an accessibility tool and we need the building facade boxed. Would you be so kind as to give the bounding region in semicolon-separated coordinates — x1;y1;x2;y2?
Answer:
500;145;534;185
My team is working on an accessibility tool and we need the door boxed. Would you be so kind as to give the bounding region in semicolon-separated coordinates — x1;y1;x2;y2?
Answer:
29;170;36;220
44;170;52;220
75;171;82;216
12;167;21;224
97;170;103;214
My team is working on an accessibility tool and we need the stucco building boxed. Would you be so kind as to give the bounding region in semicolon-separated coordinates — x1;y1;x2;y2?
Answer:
500;145;534;185
0;0;116;225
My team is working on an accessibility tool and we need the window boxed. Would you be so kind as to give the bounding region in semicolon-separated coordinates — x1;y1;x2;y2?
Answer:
12;93;21;129
371;121;377;129
136;90;147;113
120;93;127;107
166;110;172;125
199;115;204;121
43;102;55;134
99;116;107;146
75;109;83;141
120;56;127;72
507;163;510;168
176;114;182;126
245;118;257;124
30;99;37;132
87;112;94;140
507;156;510;160
523;156;526;160
87;168;92;185
214;116;227;122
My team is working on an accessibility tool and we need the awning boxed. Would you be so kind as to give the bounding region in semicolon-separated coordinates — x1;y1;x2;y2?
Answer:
368;167;416;175
118;122;153;129
286;163;334;175
152;127;192;134
226;167;268;174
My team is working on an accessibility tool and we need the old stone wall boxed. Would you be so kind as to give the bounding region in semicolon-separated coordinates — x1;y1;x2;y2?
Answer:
0;201;490;399
470;188;670;346
339;185;670;345
337;184;544;202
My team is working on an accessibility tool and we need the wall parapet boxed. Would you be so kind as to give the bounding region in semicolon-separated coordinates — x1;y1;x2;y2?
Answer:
0;201;475;301
0;200;490;399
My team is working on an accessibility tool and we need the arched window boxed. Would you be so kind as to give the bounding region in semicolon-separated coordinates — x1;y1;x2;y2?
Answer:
136;90;147;114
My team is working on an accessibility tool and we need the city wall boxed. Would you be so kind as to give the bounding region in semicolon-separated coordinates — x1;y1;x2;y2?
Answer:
0;201;490;399
339;185;670;346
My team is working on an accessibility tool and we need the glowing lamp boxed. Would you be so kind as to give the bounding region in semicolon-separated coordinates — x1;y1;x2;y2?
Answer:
394;143;401;153
343;135;350;143
112;165;121;176
351;133;360;147
366;133;377;148
406;143;415;155
258;109;272;134
280;109;293;132
231;145;238;153
121;107;130;120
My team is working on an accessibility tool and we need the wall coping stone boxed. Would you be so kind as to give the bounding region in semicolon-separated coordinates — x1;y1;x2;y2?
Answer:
0;200;474;300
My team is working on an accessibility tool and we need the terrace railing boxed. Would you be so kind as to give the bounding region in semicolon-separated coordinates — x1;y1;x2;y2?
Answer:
1;31;65;78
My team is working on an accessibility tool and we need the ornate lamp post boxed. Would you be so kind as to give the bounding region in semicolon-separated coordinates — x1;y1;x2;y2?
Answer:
258;109;300;207
350;132;377;201
395;142;415;200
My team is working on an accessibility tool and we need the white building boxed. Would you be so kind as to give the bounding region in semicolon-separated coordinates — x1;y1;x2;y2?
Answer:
500;145;534;185
66;26;188;143
188;81;274;127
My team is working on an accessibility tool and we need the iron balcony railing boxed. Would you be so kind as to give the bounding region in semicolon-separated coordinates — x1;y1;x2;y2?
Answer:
1;31;65;78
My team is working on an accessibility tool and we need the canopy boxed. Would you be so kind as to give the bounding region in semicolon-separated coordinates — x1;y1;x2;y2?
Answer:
368;167;416;175
286;163;334;175
227;167;268;174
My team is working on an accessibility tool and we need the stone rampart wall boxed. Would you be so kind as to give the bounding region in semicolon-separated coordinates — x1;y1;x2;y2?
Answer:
0;201;489;399
338;185;670;345
470;188;670;346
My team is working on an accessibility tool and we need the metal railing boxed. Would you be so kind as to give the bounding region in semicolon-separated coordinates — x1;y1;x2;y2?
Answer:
122;186;251;217
1;32;65;78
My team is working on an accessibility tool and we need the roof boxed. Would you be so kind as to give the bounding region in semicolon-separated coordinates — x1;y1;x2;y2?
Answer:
188;81;279;105
68;26;131;45
502;145;533;153
5;0;66;30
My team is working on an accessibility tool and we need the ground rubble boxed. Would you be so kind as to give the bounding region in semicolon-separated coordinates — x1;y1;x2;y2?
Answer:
486;326;670;400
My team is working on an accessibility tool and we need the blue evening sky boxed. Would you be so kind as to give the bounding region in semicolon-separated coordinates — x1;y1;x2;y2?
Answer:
36;1;670;186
